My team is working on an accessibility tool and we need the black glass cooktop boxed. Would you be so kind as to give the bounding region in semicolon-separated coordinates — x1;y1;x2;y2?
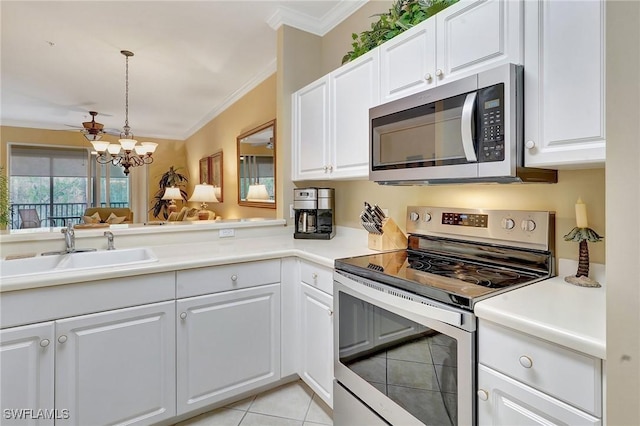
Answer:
335;249;545;310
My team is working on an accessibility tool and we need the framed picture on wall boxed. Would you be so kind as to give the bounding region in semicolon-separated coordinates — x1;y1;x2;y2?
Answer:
199;157;209;185
209;151;223;202
199;151;223;202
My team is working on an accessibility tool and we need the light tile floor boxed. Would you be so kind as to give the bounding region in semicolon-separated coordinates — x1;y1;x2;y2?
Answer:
174;380;333;426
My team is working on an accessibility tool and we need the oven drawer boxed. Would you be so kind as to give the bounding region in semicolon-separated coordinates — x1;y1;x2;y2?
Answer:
300;260;333;295
478;320;602;416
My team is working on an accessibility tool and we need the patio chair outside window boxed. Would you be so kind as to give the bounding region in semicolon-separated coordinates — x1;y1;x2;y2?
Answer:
18;208;42;228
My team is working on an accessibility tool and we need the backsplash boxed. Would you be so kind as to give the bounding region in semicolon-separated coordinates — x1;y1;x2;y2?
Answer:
306;168;605;264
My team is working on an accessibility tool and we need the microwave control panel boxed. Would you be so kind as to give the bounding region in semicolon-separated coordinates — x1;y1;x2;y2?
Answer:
477;83;505;162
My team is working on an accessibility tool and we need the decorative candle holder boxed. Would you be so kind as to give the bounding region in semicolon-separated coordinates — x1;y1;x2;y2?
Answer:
563;227;603;288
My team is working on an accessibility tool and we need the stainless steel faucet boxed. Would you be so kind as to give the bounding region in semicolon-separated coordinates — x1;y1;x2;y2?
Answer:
61;222;75;252
104;231;115;250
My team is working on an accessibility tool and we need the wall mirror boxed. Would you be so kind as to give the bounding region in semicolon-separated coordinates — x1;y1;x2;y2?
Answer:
199;150;223;202
237;119;276;208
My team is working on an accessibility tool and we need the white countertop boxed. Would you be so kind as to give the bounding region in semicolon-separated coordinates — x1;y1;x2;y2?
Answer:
474;259;606;359
0;226;378;292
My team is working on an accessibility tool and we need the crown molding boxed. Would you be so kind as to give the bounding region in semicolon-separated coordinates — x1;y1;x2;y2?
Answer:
183;58;278;140
267;0;368;36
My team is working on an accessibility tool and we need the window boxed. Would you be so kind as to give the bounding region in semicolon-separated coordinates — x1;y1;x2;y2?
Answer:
10;145;90;228
239;155;274;200
9;145;131;228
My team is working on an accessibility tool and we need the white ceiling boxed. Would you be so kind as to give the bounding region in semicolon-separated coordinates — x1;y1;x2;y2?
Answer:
1;1;365;141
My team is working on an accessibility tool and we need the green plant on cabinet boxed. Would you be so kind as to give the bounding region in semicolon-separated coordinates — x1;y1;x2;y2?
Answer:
342;0;459;64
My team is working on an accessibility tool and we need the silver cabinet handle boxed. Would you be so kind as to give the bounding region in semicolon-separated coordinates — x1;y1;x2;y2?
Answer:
57;335;67;344
40;339;50;348
231;274;238;282
323;166;328;172
312;272;318;280
180;312;187;320
327;165;333;172
525;140;535;149
328;309;333;317
477;389;489;401
461;92;478;162
519;355;533;368
435;69;444;77
425;73;432;81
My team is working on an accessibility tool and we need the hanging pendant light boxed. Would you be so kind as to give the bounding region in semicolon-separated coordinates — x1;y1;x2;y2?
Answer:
90;50;158;175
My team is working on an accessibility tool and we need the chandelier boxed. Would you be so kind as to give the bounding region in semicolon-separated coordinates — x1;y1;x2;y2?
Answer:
89;50;157;175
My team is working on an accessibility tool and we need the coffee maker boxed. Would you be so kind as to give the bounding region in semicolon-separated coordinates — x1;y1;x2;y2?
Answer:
294;188;335;240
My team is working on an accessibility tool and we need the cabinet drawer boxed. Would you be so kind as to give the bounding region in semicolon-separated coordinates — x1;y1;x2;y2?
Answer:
300;260;333;295
177;259;280;298
478;320;601;416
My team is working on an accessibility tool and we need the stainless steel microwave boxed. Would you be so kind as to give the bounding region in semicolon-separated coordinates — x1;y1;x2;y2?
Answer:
369;64;556;184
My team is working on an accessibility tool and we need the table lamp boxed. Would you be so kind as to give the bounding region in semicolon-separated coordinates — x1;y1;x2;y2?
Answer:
161;187;183;213
188;184;219;220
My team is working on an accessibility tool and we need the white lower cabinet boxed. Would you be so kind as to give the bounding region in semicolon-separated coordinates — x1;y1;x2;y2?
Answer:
55;301;176;426
177;284;281;415
477;320;602;425
299;282;333;407
477;365;600;426
0;322;55;426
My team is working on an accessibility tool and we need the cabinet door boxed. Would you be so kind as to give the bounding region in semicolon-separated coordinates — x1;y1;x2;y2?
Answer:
436;0;522;84
292;76;330;180
55;301;176;426
177;284;281;415
330;49;380;179
379;18;436;103
477;365;601;426
299;283;333;407
524;0;605;168
1;322;55;426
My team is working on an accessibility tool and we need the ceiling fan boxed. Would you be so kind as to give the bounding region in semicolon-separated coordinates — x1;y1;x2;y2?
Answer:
65;111;119;141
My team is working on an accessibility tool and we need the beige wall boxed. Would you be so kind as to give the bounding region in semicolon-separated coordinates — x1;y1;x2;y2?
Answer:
0;125;187;222
184;74;277;220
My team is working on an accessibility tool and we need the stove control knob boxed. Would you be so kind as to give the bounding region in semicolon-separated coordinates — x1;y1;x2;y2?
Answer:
423;213;432;222
409;212;420;222
521;220;536;232
501;218;515;230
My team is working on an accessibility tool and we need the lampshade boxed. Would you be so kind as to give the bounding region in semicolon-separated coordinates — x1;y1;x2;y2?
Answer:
161;187;183;200
91;141;111;153
246;184;270;201
188;184;219;203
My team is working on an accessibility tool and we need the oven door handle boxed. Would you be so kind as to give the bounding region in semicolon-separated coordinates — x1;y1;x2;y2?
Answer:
461;92;478;162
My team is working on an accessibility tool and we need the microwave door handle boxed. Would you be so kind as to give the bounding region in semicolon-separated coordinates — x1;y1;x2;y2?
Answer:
461;92;478;162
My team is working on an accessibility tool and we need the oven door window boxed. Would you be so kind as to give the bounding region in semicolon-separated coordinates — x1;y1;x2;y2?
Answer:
339;292;459;425
372;92;473;170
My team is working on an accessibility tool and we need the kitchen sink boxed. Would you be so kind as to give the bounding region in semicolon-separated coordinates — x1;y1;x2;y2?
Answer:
1;248;158;279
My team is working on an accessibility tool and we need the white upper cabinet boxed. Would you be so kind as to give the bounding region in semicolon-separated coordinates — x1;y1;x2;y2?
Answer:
330;50;380;179
436;0;522;85
292;76;330;180
380;18;436;103
524;0;606;168
380;0;522;103
292;50;379;181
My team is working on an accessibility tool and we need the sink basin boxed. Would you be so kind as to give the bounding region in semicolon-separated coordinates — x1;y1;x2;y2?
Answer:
1;254;66;278
56;248;158;270
1;248;158;279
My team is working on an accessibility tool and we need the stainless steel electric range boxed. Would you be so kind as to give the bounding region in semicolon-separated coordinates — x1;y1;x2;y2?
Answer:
333;206;555;426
